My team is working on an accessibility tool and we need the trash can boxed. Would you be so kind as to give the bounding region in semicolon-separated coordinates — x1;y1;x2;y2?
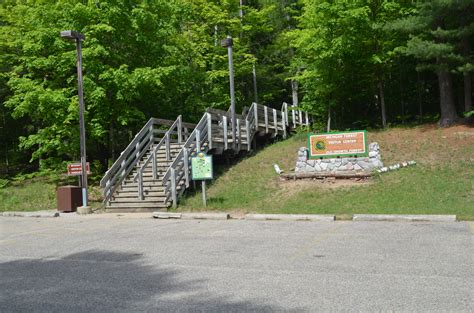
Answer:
57;186;82;212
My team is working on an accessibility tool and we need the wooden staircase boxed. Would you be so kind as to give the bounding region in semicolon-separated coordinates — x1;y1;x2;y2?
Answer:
106;143;183;212
100;102;309;212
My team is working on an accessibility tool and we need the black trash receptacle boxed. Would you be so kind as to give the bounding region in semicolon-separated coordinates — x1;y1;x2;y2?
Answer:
57;186;82;212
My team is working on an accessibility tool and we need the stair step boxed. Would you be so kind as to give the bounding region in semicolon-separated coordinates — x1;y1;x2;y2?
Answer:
117;185;165;194
119;180;179;187
105;207;168;213
106;202;169;208
114;193;168;199
114;191;167;197
110;196;167;203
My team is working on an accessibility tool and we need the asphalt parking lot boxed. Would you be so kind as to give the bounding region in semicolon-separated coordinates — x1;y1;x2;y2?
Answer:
1;216;473;312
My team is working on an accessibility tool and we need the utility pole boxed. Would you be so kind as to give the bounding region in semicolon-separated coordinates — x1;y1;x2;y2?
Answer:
221;36;236;151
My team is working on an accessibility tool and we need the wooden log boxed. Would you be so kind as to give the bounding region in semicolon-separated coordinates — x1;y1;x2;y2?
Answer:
280;172;373;180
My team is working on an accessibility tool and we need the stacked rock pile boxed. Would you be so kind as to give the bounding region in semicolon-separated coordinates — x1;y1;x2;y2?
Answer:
295;142;384;173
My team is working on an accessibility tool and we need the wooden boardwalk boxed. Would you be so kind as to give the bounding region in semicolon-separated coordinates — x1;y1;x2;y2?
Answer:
100;102;309;211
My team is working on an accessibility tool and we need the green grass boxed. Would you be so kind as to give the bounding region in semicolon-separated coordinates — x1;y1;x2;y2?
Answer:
181;125;474;220
0;180;57;212
2;124;472;219
0;176;104;212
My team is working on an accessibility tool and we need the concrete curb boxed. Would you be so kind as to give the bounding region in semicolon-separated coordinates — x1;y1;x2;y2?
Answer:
245;214;335;222
153;212;182;219
1;211;60;218
181;213;230;220
353;214;457;222
153;212;230;220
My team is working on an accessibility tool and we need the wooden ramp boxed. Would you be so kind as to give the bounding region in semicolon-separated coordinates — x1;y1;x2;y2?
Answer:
100;102;309;211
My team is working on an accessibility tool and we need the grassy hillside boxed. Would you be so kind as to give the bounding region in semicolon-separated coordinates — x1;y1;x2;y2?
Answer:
181;124;474;220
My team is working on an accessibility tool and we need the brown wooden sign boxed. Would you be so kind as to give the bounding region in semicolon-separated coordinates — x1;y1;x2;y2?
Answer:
67;162;91;176
307;131;368;159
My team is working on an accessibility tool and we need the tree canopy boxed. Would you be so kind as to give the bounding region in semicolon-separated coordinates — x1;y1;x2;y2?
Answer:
0;0;472;175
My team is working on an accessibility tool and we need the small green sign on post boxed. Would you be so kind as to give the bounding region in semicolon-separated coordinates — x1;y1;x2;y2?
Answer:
191;153;213;207
191;153;213;180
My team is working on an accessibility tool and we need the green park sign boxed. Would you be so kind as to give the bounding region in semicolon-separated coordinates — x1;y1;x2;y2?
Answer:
191;153;213;180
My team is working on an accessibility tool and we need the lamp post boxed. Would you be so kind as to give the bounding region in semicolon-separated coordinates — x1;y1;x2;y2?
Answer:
60;30;89;210
221;36;236;150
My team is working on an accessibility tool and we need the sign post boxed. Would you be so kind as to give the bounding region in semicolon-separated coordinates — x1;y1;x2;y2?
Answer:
191;153;213;207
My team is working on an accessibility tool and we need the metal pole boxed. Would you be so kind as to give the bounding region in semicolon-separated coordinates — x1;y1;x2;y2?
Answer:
76;38;88;207
202;180;207;207
227;37;236;151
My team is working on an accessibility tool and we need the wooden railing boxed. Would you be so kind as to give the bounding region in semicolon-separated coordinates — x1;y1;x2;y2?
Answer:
99;117;194;204
101;100;310;207
132;115;189;200
162;113;211;206
161;102;309;208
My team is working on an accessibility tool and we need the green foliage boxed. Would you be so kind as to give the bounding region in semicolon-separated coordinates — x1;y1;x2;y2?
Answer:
0;178;9;189
0;0;472;175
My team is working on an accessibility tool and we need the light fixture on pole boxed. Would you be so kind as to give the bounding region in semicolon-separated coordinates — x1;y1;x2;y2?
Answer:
221;36;236;150
60;30;89;211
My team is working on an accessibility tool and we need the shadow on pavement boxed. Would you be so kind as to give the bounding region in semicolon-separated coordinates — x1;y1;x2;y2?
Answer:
0;250;287;312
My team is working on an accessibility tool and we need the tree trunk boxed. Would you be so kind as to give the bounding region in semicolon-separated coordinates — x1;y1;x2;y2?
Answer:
252;63;258;103
326;106;331;132
437;69;458;127
110;121;115;161
461;14;472;113
417;72;423;118
291;79;298;107
464;72;472;113
378;81;387;128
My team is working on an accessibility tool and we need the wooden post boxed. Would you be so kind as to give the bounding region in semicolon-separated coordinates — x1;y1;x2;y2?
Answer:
246;119;250;151
149;124;154;143
273;109;277;133
171;168;177;208
135;142;140;161
223;115;228;150
165;132;170;161
305;112;309;126
177;115;182;144
237;119;241;151
207;113;212;150
196;129;201;152
253;103;258;130
264;106;268;133
138;170;143;200
183;149;189;187
282;112;287;138
120;159;126;180
152;148;157;180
